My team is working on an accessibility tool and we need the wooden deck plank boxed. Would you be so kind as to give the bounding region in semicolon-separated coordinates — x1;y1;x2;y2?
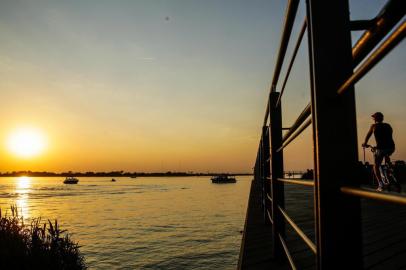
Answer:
240;181;406;269
238;180;289;270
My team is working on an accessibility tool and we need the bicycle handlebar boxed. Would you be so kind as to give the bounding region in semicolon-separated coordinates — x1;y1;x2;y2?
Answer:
362;144;376;152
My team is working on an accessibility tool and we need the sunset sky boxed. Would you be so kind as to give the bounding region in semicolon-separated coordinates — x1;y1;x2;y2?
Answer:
0;0;405;173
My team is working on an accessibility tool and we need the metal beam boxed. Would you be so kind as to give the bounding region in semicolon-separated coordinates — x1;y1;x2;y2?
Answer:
279;118;312;152
278;206;317;254
270;0;300;92
352;0;405;67
306;0;363;268
261;126;271;224
269;92;285;259
275;19;308;108
337;21;406;95
282;103;311;143
264;0;300;126
341;186;406;205
277;178;315;187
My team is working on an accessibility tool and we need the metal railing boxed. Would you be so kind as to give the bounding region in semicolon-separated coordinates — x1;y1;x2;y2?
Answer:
253;0;405;269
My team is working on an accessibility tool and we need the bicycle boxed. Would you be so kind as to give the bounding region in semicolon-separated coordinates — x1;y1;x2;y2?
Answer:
362;144;401;192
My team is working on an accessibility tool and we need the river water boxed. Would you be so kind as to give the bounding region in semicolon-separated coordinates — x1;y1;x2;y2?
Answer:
0;176;252;269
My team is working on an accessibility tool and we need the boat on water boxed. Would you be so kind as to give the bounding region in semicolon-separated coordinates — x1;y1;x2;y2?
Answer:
63;177;79;184
111;178;116;182
211;175;237;184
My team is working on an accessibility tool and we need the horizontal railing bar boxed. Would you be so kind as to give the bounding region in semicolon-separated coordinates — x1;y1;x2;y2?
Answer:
278;206;317;254
282;103;311;143
278;118;312;152
263;0;300;125
277;178;314;187
275;19;307;108
337;20;406;95
350;19;376;31
262;1;404;129
352;0;405;67
267;194;273;203
270;0;300;92
341;186;406;205
267;209;274;224
278;233;297;270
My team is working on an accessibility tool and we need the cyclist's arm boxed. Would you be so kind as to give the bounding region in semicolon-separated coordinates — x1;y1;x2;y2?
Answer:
363;124;374;146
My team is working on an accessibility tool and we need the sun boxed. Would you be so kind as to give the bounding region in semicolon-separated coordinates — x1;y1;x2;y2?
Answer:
6;128;46;158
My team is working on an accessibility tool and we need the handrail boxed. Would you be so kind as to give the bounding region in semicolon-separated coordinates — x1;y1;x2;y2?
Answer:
350;19;377;31
277;178;314;187
278;206;317;254
270;0;300;91
341;186;406;205
281;103;311;143
277;2;405;138
278;234;297;270
352;0;405;67
337;20;406;95
278;118;311;152
263;0;300;126
275;19;308;108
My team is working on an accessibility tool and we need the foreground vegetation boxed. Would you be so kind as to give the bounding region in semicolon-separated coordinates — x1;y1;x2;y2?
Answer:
0;206;86;270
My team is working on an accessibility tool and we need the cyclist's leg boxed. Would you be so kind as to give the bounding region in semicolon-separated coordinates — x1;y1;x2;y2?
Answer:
380;165;390;185
383;149;395;185
374;150;385;190
384;155;391;165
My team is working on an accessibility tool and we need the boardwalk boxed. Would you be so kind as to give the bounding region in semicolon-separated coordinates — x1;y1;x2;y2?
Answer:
239;180;406;269
238;179;288;270
241;0;405;268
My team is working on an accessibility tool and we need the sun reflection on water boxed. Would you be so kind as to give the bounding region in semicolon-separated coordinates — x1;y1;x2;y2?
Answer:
17;176;31;191
15;176;31;219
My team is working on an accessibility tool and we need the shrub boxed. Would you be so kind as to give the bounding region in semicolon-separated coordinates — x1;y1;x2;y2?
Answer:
0;206;86;269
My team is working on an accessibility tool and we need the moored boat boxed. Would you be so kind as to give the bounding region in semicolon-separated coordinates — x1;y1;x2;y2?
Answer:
63;177;79;184
211;175;237;184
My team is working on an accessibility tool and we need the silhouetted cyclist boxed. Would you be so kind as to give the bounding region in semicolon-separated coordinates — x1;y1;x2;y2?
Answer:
362;112;395;191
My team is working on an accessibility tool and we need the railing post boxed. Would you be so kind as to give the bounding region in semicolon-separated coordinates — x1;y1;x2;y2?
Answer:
306;0;363;269
262;126;271;224
258;139;265;218
255;150;260;182
269;92;285;258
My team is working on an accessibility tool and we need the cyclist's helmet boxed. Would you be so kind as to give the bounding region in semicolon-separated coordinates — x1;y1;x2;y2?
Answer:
372;112;384;121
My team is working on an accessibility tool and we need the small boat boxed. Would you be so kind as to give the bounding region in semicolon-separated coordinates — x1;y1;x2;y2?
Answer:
111;178;116;182
211;175;237;184
63;177;79;184
130;176;137;179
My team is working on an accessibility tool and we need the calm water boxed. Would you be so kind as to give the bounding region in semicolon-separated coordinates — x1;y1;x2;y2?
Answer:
0;176;252;269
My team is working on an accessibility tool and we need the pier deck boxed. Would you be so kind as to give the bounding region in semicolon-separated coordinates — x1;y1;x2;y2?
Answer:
239;180;406;269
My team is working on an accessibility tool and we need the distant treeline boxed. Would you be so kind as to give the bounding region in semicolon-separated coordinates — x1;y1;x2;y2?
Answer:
0;171;252;177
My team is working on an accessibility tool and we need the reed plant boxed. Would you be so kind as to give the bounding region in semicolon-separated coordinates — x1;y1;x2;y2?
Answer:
0;205;86;269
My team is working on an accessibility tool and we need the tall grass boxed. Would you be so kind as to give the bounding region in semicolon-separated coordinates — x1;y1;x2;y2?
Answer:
0;206;86;269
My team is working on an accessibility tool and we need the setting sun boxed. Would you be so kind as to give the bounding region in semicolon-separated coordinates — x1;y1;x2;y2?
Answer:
6;128;46;158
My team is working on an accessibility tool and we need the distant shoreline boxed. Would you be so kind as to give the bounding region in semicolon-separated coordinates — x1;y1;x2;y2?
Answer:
0;171;252;177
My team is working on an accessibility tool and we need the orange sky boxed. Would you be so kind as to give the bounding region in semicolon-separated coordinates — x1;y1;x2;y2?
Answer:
0;1;404;173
